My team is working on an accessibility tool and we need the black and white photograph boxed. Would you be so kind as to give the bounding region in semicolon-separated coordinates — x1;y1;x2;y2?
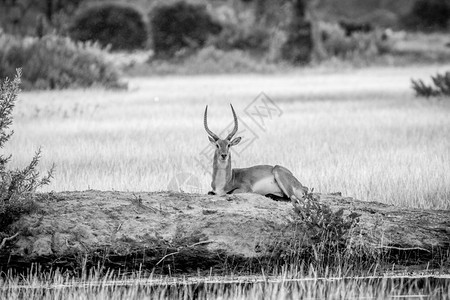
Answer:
0;0;449;298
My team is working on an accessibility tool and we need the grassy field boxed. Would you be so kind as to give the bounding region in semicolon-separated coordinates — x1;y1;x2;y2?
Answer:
1;269;449;299
5;65;450;209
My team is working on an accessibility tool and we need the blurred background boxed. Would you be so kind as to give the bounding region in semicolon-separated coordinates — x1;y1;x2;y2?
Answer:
0;0;449;85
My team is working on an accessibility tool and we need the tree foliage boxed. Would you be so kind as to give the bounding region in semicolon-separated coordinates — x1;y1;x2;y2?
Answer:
0;0;83;36
0;69;54;231
150;1;222;59
68;3;148;51
404;0;450;31
281;0;313;64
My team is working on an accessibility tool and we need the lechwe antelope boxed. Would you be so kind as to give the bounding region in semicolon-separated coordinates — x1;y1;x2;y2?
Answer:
204;104;308;202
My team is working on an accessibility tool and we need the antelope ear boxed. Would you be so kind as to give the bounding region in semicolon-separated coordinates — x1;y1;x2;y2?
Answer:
230;137;241;146
208;136;216;144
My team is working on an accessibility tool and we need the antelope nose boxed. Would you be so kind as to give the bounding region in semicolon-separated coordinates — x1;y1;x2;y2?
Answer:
221;154;227;159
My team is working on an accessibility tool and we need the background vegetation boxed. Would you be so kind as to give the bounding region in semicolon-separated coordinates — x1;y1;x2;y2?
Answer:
0;0;449;84
68;3;148;51
0;34;126;90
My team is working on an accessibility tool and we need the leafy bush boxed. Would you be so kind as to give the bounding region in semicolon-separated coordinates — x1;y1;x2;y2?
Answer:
0;34;126;90
142;46;279;75
150;1;222;59
264;190;364;271
210;23;271;54
69;3;148;51
403;0;450;31
0;70;53;235
321;23;393;61
412;71;450;98
293;190;361;264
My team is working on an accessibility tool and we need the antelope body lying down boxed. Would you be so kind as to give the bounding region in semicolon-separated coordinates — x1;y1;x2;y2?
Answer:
204;104;308;202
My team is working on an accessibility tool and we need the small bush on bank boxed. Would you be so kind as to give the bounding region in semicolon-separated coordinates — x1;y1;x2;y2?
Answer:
69;3;148;51
263;191;368;273
0;34;126;90
150;1;222;59
291;191;363;268
412;71;450;98
0;70;53;236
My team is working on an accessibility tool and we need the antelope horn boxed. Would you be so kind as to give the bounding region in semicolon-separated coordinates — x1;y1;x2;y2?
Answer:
204;105;220;141
226;104;238;141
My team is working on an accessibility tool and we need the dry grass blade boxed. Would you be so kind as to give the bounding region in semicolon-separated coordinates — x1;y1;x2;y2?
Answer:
0;232;19;250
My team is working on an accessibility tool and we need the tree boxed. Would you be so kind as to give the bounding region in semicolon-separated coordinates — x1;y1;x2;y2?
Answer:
281;0;313;63
305;0;327;61
239;0;327;63
0;0;83;36
0;69;54;232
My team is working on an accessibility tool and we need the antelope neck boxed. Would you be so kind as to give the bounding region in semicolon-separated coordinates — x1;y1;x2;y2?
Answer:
212;152;232;194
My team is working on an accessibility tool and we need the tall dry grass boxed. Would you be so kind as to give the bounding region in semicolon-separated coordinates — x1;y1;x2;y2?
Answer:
5;65;450;208
1;268;449;300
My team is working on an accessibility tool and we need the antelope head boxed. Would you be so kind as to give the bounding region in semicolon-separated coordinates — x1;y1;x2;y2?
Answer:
204;104;241;165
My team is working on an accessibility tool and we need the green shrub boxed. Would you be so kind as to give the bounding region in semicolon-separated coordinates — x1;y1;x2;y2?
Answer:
69;3;148;51
150;1;222;59
0;34;126;90
291;190;362;267
403;0;450;31
210;23;271;54
143;46;278;75
0;70;53;235
412;71;450;98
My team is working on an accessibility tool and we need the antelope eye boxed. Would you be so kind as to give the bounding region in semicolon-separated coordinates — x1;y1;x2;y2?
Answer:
216;145;219;148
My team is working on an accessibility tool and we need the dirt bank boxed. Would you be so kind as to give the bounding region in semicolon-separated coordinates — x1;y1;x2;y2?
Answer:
1;191;449;274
